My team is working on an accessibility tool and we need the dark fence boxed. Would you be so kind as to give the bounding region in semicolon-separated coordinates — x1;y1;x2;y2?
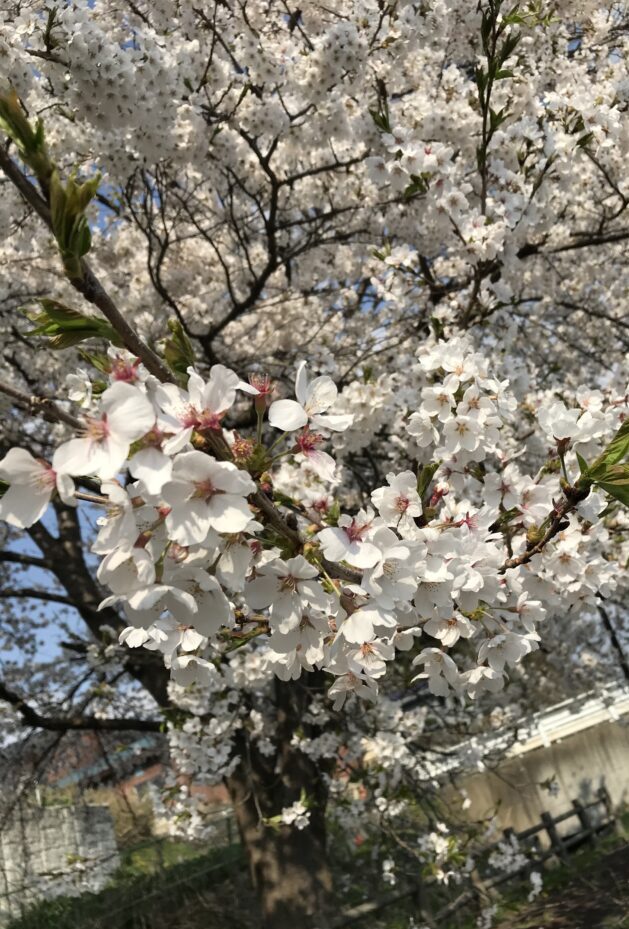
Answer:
334;787;616;928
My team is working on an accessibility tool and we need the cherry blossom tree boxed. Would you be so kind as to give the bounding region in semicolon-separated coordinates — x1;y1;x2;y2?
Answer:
0;2;628;927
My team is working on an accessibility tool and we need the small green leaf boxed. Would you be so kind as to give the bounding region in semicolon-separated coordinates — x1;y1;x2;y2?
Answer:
161;318;195;382
403;175;429;200
588;420;629;480
602;420;629;467
499;32;521;63
22;297;120;349
78;349;112;374
595;463;629;508
0;88;52;181
48;169;101;279
598;479;629;508
417;461;440;501
576;452;589;476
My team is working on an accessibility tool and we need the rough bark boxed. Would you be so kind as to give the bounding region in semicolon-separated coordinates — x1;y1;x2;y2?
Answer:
226;676;336;929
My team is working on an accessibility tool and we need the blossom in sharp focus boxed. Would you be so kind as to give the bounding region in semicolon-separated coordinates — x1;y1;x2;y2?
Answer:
0;448;75;528
318;509;381;568
423;611;475;647
371;471;422;530
52;381;155;480
268;360;353;432
156;365;257;454
245;555;328;633
163;451;256;544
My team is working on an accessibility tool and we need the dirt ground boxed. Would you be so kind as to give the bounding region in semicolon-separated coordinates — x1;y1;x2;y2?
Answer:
495;843;629;929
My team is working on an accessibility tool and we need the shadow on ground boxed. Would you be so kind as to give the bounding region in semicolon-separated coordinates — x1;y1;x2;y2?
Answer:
496;843;629;929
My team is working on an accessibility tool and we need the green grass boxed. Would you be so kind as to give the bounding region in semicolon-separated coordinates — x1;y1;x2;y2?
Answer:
118;836;209;877
6;839;245;929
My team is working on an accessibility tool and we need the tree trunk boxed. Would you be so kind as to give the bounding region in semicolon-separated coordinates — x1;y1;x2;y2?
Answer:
226;676;336;929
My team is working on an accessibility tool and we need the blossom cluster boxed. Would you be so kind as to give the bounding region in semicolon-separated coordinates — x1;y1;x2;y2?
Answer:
1;332;627;712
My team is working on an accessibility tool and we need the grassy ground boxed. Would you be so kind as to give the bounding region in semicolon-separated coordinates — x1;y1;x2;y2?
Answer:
6;839;255;929
492;838;629;929
8;824;629;928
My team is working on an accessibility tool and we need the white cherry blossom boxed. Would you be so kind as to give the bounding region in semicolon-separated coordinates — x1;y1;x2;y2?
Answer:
163;451;255;544
53;382;155;480
0;448;74;528
269;361;353;433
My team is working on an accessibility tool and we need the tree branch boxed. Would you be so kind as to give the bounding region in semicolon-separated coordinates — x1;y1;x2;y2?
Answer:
500;486;590;574
0;145;174;383
0;379;83;430
0;679;161;732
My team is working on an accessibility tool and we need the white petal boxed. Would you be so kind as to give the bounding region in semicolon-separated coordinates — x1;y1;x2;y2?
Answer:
0;484;51;528
56;473;76;505
102;382;155;441
300;449;336;482
246;575;278;609
52;438;107;478
340;612;375;644
304;376;337;415
311;412;354;432
317;527;350;562
129;447;173;495
0;448;42;482
207;494;253;533
345;541;381;569
268;399;308;432
294;360;309;406
171;450;217;483
166;499;212;545
162;427;194;455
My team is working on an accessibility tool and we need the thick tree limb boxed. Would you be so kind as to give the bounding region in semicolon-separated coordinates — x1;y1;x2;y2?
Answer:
0;679;161;732
0;551;48;570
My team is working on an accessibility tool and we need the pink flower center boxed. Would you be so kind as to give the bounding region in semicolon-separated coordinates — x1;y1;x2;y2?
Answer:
36;462;56;490
193;479;222;501
83;414;110;443
395;495;410;513
249;373;273;396
111;356;141;382
180;405;224;432
295;429;324;454
454;511;477;530
197;409;224;431
345;518;371;543
180;405;200;428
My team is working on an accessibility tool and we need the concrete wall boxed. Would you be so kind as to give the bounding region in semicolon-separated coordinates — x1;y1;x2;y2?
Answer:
459;717;629;836
0;803;119;923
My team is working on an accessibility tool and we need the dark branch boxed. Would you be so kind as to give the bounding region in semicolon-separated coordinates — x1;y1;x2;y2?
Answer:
0;679;161;732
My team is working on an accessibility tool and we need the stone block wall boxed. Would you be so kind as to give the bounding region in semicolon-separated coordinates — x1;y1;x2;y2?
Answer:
0;803;119;923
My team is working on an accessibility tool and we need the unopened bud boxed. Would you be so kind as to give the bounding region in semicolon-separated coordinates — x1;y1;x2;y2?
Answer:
191;431;209;450
526;524;544;545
